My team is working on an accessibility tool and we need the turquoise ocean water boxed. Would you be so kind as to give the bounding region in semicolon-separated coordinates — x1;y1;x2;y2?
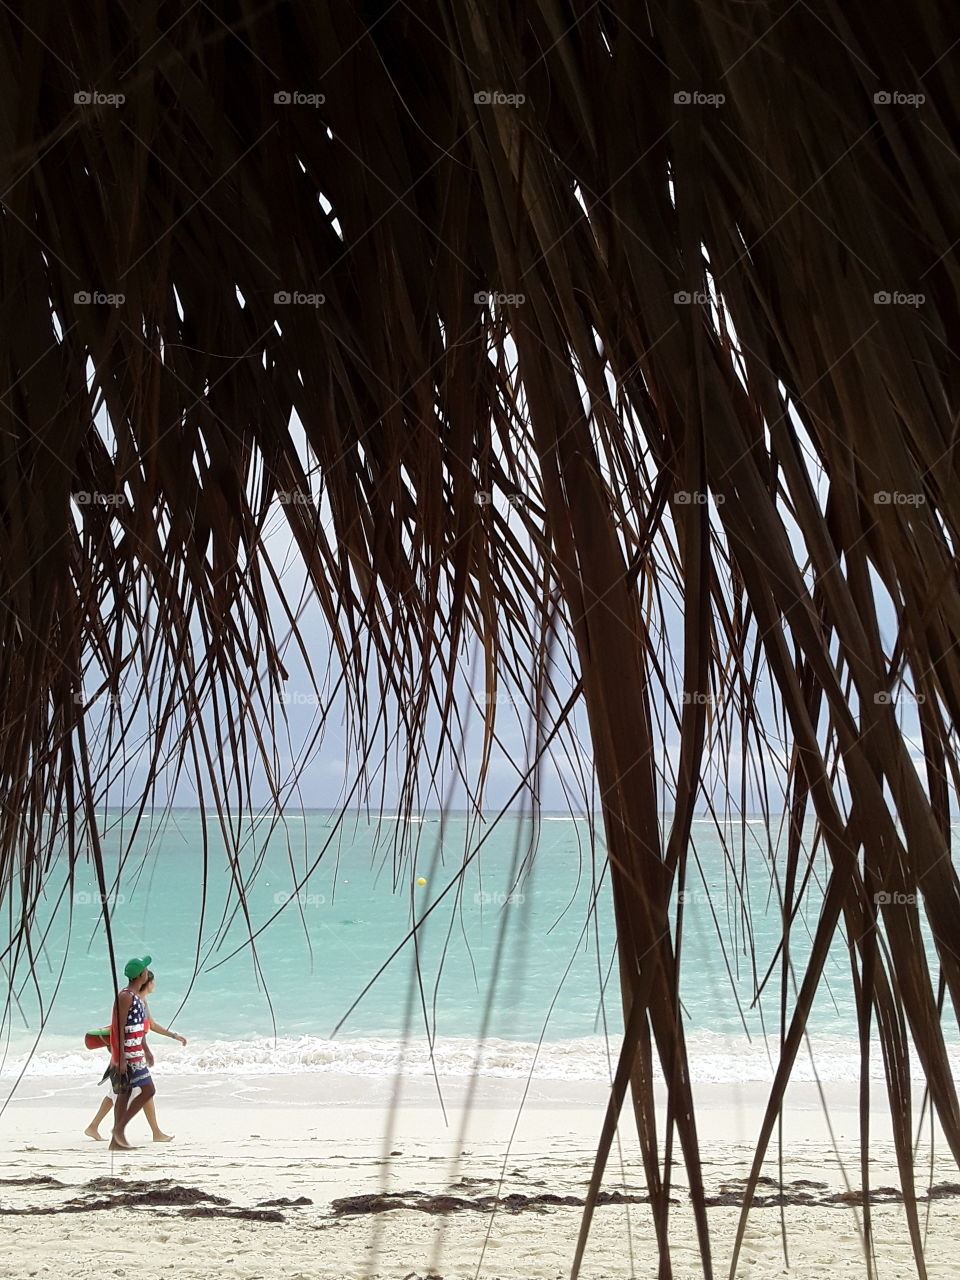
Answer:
3;811;956;1085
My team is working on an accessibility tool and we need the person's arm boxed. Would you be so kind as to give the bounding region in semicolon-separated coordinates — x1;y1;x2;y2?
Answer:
149;1019;187;1046
113;990;132;1075
143;1034;154;1067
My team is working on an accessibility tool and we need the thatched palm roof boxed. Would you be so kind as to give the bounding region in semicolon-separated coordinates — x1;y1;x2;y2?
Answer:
3;3;960;1275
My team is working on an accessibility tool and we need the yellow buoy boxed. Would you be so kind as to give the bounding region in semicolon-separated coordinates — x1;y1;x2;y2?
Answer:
417;877;427;886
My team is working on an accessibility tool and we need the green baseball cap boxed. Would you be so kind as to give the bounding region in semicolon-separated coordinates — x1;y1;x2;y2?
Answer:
123;955;152;980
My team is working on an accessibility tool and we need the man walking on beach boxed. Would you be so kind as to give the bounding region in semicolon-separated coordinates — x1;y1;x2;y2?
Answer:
109;956;156;1151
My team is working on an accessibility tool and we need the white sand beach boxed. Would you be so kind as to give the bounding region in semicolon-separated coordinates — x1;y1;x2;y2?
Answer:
1;1073;958;1278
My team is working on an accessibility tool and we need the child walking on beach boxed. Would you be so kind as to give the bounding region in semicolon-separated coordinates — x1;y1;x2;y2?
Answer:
85;967;187;1142
84;957;181;1150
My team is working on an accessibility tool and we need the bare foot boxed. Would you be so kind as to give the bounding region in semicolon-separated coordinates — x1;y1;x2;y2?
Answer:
152;1132;174;1142
84;1126;104;1141
109;1131;135;1151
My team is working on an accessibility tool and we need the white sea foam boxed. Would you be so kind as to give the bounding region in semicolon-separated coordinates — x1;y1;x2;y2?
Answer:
5;1030;957;1085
